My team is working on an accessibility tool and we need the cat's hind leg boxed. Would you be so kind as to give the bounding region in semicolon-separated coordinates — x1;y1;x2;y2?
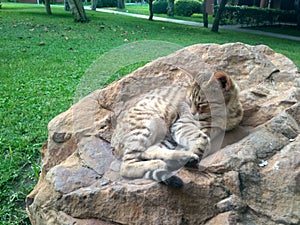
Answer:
121;144;198;188
120;159;167;179
120;158;183;188
141;144;199;170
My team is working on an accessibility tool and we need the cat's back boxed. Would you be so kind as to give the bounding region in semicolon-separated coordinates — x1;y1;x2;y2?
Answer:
124;85;188;123
111;84;189;156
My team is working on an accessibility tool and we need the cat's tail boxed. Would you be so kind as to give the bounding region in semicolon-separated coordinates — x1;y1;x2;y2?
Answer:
144;169;184;188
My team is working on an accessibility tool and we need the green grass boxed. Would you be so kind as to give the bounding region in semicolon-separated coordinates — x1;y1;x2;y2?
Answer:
0;3;300;225
247;24;300;37
103;61;150;86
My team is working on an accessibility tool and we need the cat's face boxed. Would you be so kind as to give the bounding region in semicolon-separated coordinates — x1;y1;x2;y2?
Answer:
193;71;235;120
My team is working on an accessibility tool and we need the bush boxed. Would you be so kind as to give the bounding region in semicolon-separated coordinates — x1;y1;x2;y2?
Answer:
175;0;202;17
153;0;168;14
214;5;297;26
97;0;117;8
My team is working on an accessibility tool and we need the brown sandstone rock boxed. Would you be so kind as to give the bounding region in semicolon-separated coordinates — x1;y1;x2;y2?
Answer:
26;43;300;225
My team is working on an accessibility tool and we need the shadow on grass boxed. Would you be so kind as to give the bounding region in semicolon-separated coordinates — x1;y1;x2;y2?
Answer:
1;3;73;20
246;24;300;37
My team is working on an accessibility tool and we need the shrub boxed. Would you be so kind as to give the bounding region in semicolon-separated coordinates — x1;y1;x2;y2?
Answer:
153;0;168;14
97;0;117;8
214;5;297;26
175;0;202;17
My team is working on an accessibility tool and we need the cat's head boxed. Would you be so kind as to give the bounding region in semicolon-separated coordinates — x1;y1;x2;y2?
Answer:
207;71;237;103
193;71;238;118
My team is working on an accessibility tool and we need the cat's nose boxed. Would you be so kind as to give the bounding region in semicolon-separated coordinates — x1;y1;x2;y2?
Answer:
190;104;197;115
191;108;197;115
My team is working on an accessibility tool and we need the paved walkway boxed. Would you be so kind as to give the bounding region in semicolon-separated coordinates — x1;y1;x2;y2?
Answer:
93;8;300;42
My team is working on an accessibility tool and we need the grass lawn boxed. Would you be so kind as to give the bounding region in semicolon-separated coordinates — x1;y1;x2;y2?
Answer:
0;3;300;225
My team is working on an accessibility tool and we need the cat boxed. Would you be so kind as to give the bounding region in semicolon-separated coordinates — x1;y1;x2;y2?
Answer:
111;71;243;188
193;71;244;155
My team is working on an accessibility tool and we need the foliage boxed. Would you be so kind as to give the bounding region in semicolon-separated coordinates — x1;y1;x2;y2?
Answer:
1;3;300;225
174;0;202;17
97;0;117;8
214;5;297;26
153;0;168;14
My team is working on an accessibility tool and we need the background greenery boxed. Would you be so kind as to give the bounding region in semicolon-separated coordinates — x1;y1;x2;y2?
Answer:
0;3;299;224
216;5;297;26
110;3;214;23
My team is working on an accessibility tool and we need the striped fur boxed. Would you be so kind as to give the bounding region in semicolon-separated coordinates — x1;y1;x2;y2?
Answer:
111;71;243;188
111;84;204;188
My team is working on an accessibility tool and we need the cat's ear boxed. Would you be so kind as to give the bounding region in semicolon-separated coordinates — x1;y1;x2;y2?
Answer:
213;71;231;91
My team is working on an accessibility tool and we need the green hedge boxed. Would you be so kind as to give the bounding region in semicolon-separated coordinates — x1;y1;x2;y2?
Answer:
214;5;297;26
175;0;202;17
153;0;168;14
97;0;117;8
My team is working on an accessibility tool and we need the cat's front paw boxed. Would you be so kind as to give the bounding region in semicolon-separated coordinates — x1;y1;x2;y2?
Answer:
192;134;210;157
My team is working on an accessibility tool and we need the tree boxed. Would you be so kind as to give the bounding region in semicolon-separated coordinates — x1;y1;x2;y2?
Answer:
67;0;89;22
296;0;300;30
211;0;228;32
202;0;208;28
117;0;125;10
91;0;97;10
149;0;154;20
167;0;175;17
44;0;52;15
64;0;70;11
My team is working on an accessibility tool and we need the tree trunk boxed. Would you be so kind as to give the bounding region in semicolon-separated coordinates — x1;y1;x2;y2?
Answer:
211;0;227;32
91;0;97;10
260;0;267;8
117;0;125;9
202;0;208;28
296;0;300;30
44;0;52;15
149;0;154;20
167;0;175;17
68;0;89;22
64;0;70;11
297;14;300;30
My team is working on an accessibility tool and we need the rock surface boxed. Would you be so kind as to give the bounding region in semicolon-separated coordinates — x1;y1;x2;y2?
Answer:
26;43;300;225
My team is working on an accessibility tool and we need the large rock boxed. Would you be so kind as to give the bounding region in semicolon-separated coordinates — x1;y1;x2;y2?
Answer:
26;43;300;225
